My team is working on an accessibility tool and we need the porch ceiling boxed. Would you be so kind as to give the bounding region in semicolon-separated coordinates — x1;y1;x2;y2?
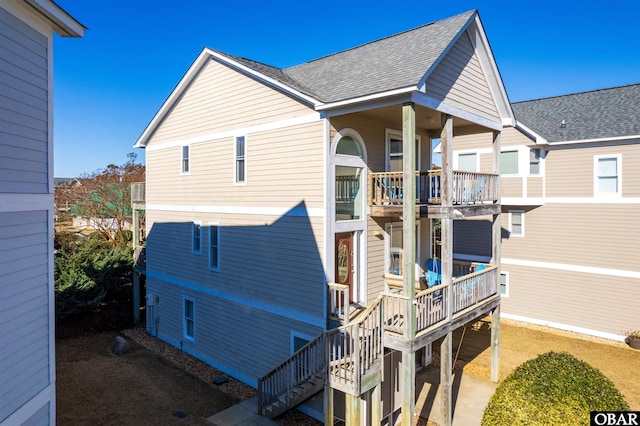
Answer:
355;104;490;136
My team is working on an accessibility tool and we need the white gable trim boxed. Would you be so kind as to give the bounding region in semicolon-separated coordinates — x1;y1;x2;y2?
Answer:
135;48;322;148
466;16;514;126
514;121;548;144
417;12;477;89
14;0;85;37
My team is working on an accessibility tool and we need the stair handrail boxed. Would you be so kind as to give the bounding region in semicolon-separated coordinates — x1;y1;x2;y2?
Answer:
258;332;326;415
258;295;385;415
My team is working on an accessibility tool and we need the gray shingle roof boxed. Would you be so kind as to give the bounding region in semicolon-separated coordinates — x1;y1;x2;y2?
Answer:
215;10;476;104
513;84;640;142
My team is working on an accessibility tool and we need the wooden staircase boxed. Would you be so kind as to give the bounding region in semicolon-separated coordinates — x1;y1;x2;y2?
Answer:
258;296;384;418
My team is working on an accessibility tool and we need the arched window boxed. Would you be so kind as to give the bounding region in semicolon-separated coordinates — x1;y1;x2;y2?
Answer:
335;136;364;158
332;129;367;221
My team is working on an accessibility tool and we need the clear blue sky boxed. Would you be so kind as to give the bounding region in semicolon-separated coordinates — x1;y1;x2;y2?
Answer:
53;0;640;177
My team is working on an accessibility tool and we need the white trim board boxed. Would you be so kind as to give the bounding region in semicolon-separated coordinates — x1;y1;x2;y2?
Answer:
502;257;640;280
500;312;625;342
146;270;325;329
503;197;640;205
146;204;324;218
145;113;321;152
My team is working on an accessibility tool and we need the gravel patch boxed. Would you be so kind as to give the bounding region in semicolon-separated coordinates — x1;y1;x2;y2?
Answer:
121;327;321;425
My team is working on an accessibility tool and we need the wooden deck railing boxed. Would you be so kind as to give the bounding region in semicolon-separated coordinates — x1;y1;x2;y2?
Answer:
327;295;384;392
452;265;498;314
382;266;498;336
258;333;326;414
131;182;145;203
328;282;350;323
369;170;498;206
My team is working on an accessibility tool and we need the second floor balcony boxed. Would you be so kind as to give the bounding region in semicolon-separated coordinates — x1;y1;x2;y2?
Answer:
368;170;499;218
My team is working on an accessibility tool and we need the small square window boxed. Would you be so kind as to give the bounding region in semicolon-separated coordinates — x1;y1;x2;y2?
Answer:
183;297;195;341
595;155;621;196
458;152;478;172
529;149;541;175
182;146;190;174
501;151;518;175
192;222;201;254
509;211;524;237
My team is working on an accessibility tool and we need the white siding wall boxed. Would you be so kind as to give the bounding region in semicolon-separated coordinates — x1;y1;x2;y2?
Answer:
0;3;63;425
0;5;49;194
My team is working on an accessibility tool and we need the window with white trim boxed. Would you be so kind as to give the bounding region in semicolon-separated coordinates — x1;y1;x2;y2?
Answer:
500;150;518;175
458;152;478;172
209;224;220;271
385;221;420;276
192;222;202;254
529;149;541;175
181;145;190;174
594;155;621;196
183;297;195;341
385;129;421;172
499;272;509;297
509;210;524;237
235;136;246;184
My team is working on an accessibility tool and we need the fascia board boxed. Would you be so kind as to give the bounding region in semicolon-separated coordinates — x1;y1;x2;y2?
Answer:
515;121;548;144
135;48;322;148
467;15;515;124
209;51;321;108
134;48;213;148
23;0;85;37
416;11;477;89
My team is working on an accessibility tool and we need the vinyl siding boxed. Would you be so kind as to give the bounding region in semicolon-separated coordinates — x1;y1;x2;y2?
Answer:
546;142;640;197
527;177;543;198
502;203;640;272
148;58;313;145
0;211;50;422
145;210;325;319
501;266;638;336
501;177;522;198
425;31;499;123
147;277;323;385
146;121;324;208
0;6;49;194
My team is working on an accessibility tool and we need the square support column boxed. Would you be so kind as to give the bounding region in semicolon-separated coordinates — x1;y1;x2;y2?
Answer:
401;102;417;426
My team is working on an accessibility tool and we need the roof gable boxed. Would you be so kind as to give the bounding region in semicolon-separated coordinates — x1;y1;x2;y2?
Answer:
136;10;515;147
283;11;475;104
513;84;640;143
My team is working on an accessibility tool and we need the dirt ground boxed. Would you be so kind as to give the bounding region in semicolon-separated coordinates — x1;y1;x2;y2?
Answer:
56;332;238;425
56;319;640;425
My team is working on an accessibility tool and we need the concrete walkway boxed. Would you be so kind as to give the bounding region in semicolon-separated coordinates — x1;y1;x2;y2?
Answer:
207;397;278;426
207;368;497;425
416;366;498;425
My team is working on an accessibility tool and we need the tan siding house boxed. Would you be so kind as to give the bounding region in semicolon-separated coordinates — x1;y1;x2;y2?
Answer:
136;10;513;425
454;84;640;340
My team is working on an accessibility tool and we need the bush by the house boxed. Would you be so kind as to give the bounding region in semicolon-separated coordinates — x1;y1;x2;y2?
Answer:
482;351;629;425
55;233;133;320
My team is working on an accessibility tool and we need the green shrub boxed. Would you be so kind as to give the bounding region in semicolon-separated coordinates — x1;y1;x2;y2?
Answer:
482;351;629;426
54;233;133;319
